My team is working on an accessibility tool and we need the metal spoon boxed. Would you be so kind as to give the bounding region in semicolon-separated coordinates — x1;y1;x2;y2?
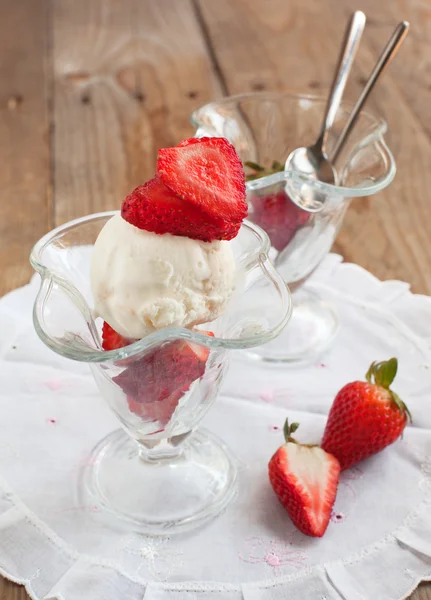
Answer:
285;10;366;211
330;20;409;164
276;21;409;268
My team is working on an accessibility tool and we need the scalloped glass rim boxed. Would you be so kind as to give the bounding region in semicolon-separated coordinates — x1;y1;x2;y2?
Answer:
191;90;396;198
30;211;292;362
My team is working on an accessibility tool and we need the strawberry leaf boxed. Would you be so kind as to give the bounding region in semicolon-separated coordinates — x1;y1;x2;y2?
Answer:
290;422;300;434
244;159;285;182
373;357;398;389
364;358;411;422
283;418;300;442
391;391;412;423
244;161;265;172
365;361;377;383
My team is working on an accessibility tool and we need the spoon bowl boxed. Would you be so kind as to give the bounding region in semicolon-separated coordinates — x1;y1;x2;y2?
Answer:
284;145;339;212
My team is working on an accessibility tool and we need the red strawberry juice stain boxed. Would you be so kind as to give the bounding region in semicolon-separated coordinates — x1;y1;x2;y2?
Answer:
269;424;281;432
47;418;57;424
45;380;64;391
330;511;345;523
260;391;274;403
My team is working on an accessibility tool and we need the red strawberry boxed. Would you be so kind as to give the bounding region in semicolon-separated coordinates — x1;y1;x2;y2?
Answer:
121;175;237;242
101;321;132;350
157;137;247;238
249;189;310;252
321;358;411;471
269;420;340;537
126;389;183;428
113;332;214;426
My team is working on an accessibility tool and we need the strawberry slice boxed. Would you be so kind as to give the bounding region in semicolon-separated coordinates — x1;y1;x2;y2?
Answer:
157;137;247;235
250;189;310;252
113;331;214;426
268;420;340;537
121;175;239;242
126;389;184;429
101;321;132;350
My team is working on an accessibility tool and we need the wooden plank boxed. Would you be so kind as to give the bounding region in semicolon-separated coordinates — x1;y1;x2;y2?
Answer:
414;583;431;600
335;0;431;144
195;0;431;294
0;0;51;297
52;0;223;225
329;1;431;297
0;577;27;600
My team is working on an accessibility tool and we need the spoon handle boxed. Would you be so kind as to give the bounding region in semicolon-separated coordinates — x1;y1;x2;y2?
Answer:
331;21;410;164
316;11;366;151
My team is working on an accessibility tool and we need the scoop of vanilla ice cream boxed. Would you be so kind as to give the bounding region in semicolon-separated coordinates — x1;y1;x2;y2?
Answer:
91;214;236;339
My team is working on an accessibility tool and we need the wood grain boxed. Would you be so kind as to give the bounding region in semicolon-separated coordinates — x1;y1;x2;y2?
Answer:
0;0;51;297
0;577;25;600
331;0;431;295
195;0;431;294
337;0;431;144
52;0;223;225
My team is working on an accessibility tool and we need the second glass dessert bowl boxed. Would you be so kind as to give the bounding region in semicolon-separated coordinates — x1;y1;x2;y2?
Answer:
30;211;291;535
192;91;396;363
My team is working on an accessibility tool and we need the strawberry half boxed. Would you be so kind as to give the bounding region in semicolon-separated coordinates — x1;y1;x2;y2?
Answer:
113;331;214;426
269;420;340;537
102;321;132;350
249;188;310;252
321;358;411;471
121;175;237;242
157;136;247;238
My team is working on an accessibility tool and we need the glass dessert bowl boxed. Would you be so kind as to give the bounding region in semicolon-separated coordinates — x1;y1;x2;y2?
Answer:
30;211;291;534
192;91;396;363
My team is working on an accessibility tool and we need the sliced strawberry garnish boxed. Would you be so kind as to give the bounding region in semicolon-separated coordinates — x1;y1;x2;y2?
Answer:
157;137;247;236
126;389;183;429
250;189;310;252
113;332;213;426
269;420;340;537
101;321;131;350
121;175;238;242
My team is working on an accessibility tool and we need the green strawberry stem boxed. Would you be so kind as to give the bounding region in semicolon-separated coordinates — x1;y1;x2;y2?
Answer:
244;160;285;182
283;418;300;443
365;358;412;422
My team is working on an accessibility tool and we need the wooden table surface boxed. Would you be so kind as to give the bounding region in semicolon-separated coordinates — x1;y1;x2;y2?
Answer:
1;0;430;598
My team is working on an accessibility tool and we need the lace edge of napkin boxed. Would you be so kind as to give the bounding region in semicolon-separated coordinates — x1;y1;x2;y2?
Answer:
308;254;431;348
0;257;431;599
0;457;430;600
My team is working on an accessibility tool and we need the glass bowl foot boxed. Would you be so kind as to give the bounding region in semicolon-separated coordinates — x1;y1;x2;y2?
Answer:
246;288;339;364
78;428;237;535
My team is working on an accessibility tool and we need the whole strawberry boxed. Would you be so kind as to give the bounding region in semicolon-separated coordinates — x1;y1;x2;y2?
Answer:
321;358;411;471
268;420;340;537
